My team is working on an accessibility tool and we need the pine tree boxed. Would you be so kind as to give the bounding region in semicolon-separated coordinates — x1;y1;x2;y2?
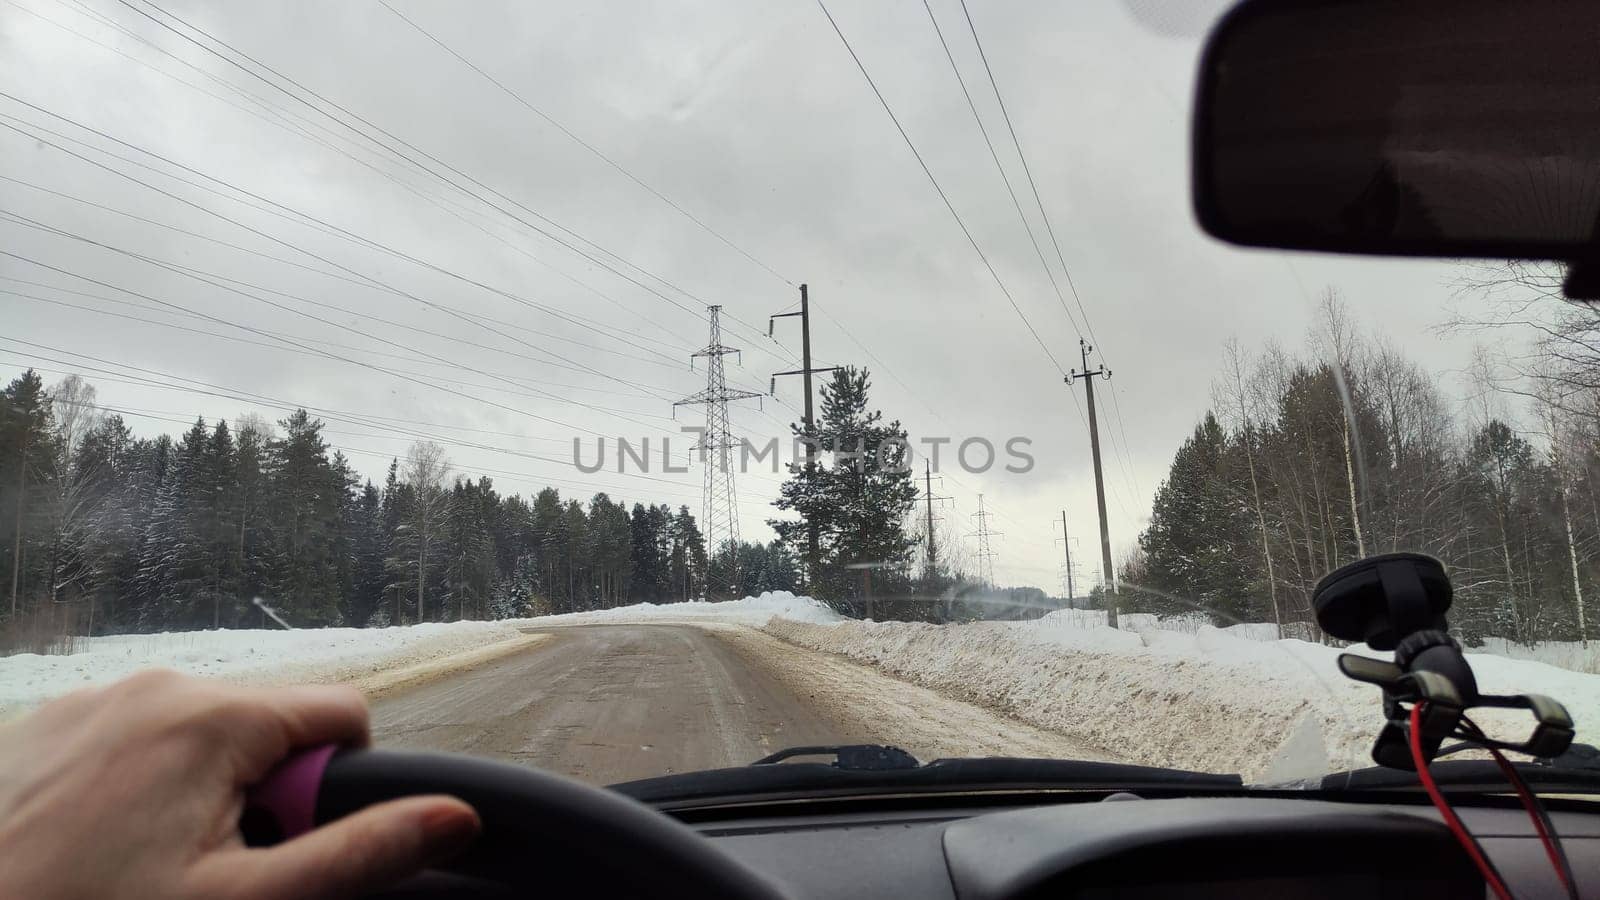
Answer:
1;370;58;621
770;367;917;614
348;481;386;626
628;503;661;603
1138;413;1258;623
669;505;706;601
199;420;238;628
263;411;345;626
232;421;270;625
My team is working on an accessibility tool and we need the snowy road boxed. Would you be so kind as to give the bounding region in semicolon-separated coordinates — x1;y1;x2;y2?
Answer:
369;623;1113;784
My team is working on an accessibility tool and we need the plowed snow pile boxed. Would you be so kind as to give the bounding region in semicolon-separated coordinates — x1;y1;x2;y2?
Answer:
0;620;525;718
763;612;1600;781
513;591;844;628
0;593;837;718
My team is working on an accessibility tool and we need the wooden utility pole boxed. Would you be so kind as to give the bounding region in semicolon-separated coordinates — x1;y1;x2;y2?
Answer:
770;284;841;588
1066;339;1118;627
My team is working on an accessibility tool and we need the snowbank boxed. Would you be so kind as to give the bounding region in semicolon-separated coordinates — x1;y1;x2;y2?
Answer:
0;593;839;718
510;591;845;629
0;620;525;718
764;616;1600;782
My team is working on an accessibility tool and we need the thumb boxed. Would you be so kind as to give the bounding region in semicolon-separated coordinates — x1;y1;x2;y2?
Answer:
201;796;480;900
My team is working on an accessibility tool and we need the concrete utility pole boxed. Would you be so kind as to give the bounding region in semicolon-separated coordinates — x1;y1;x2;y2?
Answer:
1066;339;1118;627
676;305;761;599
770;284;841;588
1057;510;1075;603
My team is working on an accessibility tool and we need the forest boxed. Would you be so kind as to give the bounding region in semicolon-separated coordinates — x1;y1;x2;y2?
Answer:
0;359;994;649
0;368;804;649
1126;285;1598;647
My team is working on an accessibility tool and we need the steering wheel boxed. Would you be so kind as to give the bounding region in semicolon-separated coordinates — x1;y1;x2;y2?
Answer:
242;747;786;899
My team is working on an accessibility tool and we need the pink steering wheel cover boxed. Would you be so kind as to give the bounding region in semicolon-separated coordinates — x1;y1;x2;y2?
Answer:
247;743;338;839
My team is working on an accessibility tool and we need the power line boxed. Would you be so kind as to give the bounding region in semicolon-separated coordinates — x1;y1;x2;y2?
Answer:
954;0;1145;507
812;0;1065;376
0;208;682;410
22;393;758;512
0;106;785;396
0;342;779;506
954;0;1094;356
0;118;714;401
379;0;793;287
104;0;791;357
17;0;716;352
0;252;677;441
0;273;670;401
0;287;683;423
919;0;1086;340
0;173;695;361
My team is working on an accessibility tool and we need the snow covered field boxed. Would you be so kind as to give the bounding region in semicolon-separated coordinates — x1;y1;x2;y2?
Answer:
765;609;1600;781
0;619;526;718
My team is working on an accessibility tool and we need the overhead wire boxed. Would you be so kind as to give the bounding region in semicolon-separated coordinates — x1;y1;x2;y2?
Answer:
0;209;684;409
0;285;674;408
0;105;783;396
379;0;793;287
109;0;794;361
0;112;697;397
0;252;680;441
0;341;779;505
813;0;1065;377
954;0;1145;507
0;173;695;360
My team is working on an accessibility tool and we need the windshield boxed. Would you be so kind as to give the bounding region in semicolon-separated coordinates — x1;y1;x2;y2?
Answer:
0;0;1593;791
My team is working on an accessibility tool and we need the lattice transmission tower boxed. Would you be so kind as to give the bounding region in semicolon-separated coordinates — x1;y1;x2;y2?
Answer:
969;494;1003;587
675;306;761;598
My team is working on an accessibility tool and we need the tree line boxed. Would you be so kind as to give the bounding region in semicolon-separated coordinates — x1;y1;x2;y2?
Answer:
1128;292;1596;646
0;368;807;648
1;360;1066;649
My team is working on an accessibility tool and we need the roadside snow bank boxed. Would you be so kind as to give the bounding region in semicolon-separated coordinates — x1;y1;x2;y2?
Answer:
0;620;525;718
513;591;844;628
764;617;1600;781
0;593;838;719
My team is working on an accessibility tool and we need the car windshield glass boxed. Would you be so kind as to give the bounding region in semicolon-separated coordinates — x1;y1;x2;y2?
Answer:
0;0;1593;791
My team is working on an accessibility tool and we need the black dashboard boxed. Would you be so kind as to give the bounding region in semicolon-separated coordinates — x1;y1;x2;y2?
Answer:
694;794;1600;899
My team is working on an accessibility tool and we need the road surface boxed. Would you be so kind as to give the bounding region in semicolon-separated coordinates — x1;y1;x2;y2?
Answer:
370;623;1110;784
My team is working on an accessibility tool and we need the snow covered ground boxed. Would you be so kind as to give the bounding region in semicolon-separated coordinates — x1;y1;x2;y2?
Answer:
0;619;526;718
3;590;1593;785
764;609;1600;781
508;591;845;629
0;592;838;718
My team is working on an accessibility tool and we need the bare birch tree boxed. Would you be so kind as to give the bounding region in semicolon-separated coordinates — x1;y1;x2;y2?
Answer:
403;441;451;621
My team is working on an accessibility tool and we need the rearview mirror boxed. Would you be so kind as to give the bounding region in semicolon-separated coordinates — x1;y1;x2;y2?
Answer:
1193;0;1600;293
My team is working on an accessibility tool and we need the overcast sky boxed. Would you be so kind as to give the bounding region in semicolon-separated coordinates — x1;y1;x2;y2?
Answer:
0;0;1503;590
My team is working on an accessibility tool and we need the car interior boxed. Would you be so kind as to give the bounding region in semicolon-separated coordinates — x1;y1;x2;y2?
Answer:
235;1;1600;896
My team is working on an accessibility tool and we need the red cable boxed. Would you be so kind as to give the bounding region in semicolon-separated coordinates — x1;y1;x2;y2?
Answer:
1485;745;1578;900
1409;703;1515;900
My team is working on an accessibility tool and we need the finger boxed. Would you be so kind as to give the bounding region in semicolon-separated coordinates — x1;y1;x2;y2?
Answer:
211;684;372;779
194;795;480;900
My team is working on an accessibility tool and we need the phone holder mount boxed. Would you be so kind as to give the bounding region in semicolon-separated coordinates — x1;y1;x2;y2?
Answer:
1313;553;1575;770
